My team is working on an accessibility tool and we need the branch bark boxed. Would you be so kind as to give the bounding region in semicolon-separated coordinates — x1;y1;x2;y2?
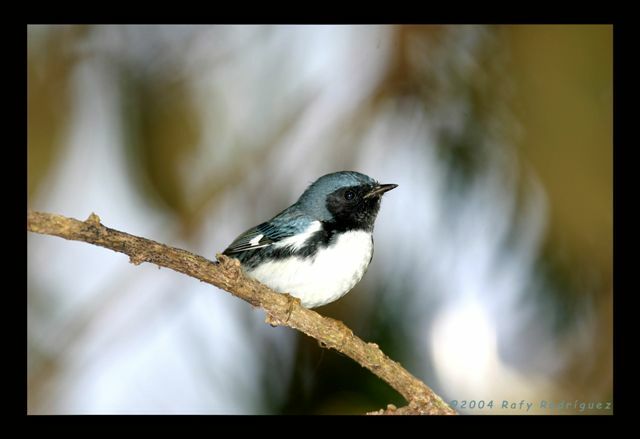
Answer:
27;210;456;415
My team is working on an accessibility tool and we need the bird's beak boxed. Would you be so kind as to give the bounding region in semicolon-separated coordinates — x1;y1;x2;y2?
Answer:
364;183;398;199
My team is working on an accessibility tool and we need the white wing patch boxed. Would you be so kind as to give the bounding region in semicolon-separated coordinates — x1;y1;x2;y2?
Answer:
274;221;323;251
249;234;264;247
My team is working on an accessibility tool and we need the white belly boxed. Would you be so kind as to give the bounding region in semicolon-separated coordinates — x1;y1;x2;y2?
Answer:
246;230;374;308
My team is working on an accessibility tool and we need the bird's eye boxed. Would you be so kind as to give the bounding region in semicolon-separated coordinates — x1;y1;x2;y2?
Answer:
344;190;355;201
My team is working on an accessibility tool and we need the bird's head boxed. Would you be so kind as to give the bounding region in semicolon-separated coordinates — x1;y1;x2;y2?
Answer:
295;171;397;231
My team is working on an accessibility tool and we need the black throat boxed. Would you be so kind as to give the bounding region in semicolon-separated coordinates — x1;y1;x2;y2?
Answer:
324;184;383;233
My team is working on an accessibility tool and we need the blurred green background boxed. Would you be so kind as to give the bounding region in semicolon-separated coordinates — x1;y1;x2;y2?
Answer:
27;25;612;415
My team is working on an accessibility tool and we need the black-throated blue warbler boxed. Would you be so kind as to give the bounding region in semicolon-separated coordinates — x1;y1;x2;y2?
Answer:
223;171;397;308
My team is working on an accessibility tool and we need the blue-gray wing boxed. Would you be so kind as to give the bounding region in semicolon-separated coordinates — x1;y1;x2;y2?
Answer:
222;211;313;255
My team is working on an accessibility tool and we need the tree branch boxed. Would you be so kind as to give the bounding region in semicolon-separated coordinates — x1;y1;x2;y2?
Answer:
27;210;455;415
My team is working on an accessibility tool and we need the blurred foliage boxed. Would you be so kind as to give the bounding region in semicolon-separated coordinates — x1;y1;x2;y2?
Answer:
507;25;612;278
27;26;86;198
507;26;613;403
120;68;202;222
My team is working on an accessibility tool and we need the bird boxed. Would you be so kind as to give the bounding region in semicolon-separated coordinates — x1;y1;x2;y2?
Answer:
222;171;397;308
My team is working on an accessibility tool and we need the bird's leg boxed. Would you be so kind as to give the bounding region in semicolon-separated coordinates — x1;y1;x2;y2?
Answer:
264;293;299;327
283;293;298;323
